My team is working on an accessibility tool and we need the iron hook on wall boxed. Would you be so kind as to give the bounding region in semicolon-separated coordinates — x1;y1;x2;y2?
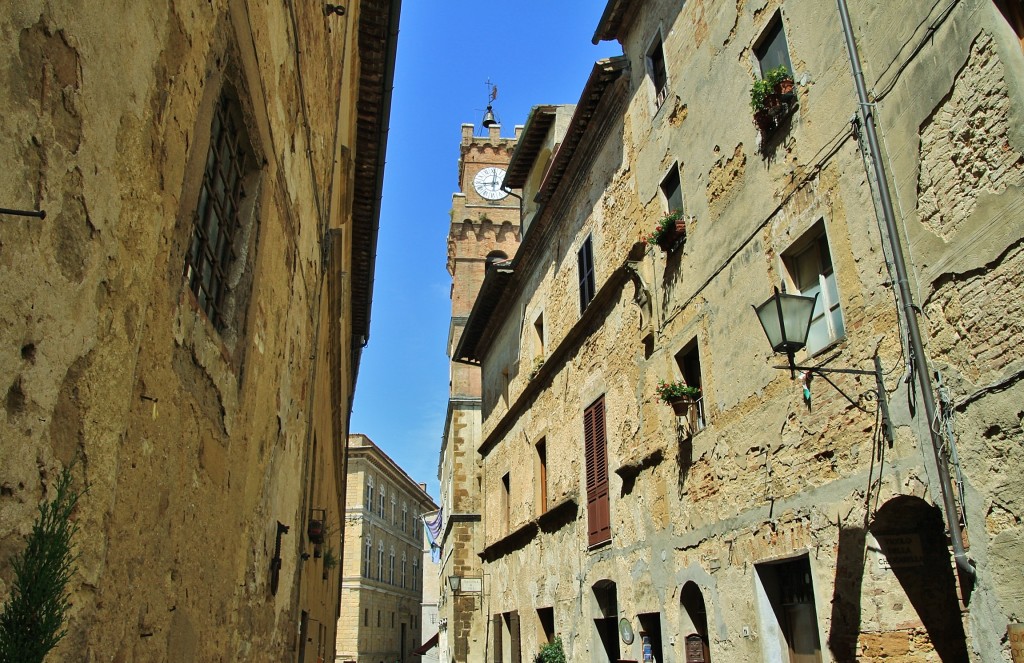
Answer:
324;4;345;16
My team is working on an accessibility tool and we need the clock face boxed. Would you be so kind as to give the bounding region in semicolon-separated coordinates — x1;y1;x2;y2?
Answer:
473;167;508;200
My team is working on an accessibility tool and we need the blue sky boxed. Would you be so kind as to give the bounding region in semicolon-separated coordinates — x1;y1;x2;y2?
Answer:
350;2;622;500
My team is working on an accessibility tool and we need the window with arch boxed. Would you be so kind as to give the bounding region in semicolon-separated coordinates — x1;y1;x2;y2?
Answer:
183;85;260;333
413;556;419;590
389;546;395;584
402;502;408;533
364;534;372;577
379;483;386;518
391;494;397;525
401;550;408;588
377;541;385;581
365;475;374;509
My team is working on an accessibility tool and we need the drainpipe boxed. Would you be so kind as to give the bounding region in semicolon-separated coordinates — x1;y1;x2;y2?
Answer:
835;0;975;588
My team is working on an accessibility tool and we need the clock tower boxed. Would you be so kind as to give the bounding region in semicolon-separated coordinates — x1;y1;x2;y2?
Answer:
438;120;520;662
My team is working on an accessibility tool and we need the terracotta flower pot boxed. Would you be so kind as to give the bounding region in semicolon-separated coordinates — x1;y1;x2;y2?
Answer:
669;396;695;416
775;77;794;95
656;219;687;252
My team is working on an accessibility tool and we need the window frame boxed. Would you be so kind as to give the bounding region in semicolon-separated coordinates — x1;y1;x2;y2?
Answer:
661;163;684;215
183;86;256;333
782;221;845;356
645;29;670;111
577;235;596;314
754;12;794;78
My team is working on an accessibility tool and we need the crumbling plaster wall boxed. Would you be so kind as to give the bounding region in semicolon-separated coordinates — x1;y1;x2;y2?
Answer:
0;1;353;660
475;0;1024;661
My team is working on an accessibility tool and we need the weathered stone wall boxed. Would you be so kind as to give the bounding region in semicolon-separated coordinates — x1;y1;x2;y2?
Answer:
472;0;1023;661
0;0;378;660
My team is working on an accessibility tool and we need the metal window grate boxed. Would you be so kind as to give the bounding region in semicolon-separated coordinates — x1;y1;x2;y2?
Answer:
184;92;249;331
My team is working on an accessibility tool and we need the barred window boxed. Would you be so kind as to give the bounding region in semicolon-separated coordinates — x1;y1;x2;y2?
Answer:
184;88;254;331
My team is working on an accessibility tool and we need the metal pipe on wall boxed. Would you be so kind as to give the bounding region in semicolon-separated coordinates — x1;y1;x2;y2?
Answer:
835;0;975;589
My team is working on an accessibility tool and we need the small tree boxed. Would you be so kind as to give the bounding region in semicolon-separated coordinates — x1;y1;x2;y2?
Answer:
0;466;81;663
536;636;566;663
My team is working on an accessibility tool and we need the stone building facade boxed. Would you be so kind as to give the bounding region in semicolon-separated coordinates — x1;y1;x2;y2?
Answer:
0;1;399;661
453;0;1024;662
438;121;522;663
337;434;436;663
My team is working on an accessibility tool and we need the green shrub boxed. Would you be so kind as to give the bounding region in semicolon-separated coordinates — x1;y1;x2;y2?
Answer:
0;466;81;663
536;636;566;663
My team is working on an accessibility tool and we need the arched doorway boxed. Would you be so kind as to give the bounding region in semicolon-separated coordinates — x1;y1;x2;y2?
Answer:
680;582;711;662
869;495;968;661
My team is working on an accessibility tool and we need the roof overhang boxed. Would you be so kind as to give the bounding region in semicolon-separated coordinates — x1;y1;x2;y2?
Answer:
503;105;559;189
351;0;402;361
592;0;639;44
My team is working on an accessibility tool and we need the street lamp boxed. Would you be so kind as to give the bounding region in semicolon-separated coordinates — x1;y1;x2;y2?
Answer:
448;575;461;592
752;287;893;445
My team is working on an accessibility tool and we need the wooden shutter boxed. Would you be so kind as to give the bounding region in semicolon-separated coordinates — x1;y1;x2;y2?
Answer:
584;396;611;546
493;614;503;663
510;611;522;663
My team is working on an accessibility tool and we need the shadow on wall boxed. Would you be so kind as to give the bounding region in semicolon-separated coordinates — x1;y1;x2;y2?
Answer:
868;495;968;661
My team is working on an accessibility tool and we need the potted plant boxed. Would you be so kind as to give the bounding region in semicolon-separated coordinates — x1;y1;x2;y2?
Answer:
656;379;701;416
535;637;566;663
528;357;545;380
644;209;686;252
308;508;326;545
750;65;795;134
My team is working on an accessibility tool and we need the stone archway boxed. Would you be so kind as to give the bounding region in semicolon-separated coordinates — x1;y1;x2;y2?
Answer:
868;495;968;661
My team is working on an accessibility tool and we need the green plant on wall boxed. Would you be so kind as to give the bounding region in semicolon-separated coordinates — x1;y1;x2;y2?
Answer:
323;547;339;570
749;65;793;112
535;637;566;663
0;465;81;663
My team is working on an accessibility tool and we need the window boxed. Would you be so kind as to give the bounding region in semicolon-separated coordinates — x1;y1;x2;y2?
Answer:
754;13;793;77
646;32;669;109
364;534;372;577
755;556;823;662
379;483;386;518
377;610;381;628
365;475;374;509
584;396;610;547
401;550;408;588
377;541;384;581
533;312;545;359
501;472;511;535
537;606;555;645
413;556;419;590
183;88;256;332
391;494;397;524
578;236;596;313
783;223;844;355
661;164;683;214
364;608;369;627
535;439;548;516
389;546;395;584
402;502;408;533
675;340;706;431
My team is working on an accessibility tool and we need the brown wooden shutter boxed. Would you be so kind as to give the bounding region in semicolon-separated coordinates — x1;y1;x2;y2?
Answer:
584;396;611;546
510;611;521;663
493;613;503;663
